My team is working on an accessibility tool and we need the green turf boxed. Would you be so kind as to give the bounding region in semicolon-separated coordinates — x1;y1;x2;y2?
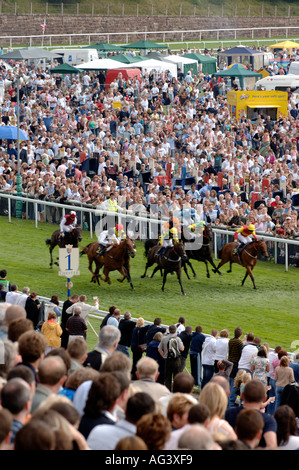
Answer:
0;216;298;352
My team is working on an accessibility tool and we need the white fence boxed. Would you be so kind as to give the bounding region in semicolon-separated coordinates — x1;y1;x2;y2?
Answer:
1;26;299;49
1;191;299;271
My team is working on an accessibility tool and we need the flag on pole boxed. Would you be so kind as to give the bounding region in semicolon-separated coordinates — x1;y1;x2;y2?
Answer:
41;21;46;32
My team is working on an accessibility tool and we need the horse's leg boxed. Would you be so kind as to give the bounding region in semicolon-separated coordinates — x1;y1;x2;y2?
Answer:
246;266;257;290
183;261;191;280
49;247;54;268
117;266;127;282
125;268;135;290
141;259;154;278
150;265;161;278
161;270;168;292
227;261;233;273
187;260;197;278
205;254;223;275
213;257;229;273
177;267;186;296
88;258;97;283
241;271;248;286
101;267;111;284
204;261;210;278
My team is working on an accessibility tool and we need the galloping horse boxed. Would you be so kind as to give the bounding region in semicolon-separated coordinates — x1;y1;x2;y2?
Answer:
213;239;269;289
141;241;187;295
80;237;136;289
46;226;82;267
182;225;223;279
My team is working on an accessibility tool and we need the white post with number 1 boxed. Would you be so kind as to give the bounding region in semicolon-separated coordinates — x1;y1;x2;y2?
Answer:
59;245;80;298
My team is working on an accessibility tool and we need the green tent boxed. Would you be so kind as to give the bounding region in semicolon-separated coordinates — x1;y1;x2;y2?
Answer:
49;63;82;74
214;64;262;90
183;53;217;75
123;40;166;50
109;54;147;64
84;42;125;52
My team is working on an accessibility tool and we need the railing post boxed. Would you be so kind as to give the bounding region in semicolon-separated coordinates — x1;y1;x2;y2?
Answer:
46;2;48;16
285;242;288;272
14;2;17;15
61;2;63;16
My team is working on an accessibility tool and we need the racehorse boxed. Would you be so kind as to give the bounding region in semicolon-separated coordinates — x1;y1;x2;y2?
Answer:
182;225;223;279
80;237;136;289
143;225;222;279
46;226;82;267
141;241;187;295
213;239;269;289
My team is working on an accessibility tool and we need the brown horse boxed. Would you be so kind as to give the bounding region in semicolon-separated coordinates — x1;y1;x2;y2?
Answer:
214;239;269;289
141;241;188;295
80;237;136;289
46;226;82;267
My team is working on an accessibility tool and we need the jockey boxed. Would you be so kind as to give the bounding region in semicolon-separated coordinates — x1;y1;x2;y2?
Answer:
96;227;117;256
163;211;181;234
156;226;179;259
115;223;125;242
234;224;258;255
96;223;125;256
59;211;77;239
186;220;205;242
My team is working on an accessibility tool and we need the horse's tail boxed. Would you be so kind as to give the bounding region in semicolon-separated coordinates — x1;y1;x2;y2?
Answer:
80;243;91;257
218;247;223;259
45;238;51;245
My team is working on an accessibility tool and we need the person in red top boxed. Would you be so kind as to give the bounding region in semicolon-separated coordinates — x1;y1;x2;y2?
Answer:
234;224;258;255
59;211;78;239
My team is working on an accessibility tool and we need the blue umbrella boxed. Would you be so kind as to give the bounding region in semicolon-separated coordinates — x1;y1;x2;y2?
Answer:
0;126;29;140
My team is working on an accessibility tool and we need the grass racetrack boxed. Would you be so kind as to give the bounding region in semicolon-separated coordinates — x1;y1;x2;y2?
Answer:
0;217;298;352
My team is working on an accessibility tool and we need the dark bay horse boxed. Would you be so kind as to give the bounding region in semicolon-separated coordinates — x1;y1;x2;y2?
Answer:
81;237;136;289
46;226;82;267
182;225;223;279
213;239;269;289
141;241;187;295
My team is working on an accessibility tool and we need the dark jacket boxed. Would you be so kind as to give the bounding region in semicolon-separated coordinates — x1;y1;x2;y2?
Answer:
179;330;192;359
146;324;167;344
25;297;40;329
118;318;136;347
131;325;150;350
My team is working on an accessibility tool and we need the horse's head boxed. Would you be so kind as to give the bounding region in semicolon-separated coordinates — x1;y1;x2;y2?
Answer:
255;239;269;258
174;241;188;261
203;225;213;241
73;226;82;242
124;237;136;258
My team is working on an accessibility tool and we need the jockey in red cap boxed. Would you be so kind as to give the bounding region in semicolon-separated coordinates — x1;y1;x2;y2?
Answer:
60;211;77;239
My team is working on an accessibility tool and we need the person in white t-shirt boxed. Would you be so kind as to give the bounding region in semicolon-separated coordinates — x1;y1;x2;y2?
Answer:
238;333;260;373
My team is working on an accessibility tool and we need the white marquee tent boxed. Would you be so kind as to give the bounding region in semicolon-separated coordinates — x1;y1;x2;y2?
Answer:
125;58;177;78
79;58;124;70
165;55;198;75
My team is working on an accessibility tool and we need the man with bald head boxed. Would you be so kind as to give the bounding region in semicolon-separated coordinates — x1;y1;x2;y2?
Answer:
31;355;68;413
0;304;26;340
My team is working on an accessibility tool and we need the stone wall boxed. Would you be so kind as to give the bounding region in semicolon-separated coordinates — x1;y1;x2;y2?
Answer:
0;14;297;46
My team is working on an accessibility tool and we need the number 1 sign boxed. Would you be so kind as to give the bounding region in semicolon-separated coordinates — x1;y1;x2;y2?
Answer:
59;245;80;298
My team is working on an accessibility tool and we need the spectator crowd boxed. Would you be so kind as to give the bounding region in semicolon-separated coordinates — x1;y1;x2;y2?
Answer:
0;45;298;242
1;269;299;451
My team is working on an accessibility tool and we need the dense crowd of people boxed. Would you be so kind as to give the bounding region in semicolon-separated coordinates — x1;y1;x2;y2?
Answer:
0;45;298;243
1;272;299;451
0;43;299;451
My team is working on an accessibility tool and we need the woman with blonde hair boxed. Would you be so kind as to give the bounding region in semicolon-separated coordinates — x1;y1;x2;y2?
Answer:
41;311;63;353
198;382;237;440
274;356;294;410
